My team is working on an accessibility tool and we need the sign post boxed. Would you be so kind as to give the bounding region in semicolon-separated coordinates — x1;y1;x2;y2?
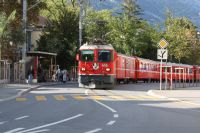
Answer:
157;38;168;90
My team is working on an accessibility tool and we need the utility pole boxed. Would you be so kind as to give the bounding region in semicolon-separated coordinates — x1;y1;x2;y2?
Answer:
23;0;27;60
22;0;27;82
79;0;83;47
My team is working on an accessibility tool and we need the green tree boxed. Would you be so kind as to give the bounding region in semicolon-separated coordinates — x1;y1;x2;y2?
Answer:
0;0;46;59
164;10;198;64
84;9;112;41
104;0;159;58
37;3;79;69
0;10;16;60
0;0;46;26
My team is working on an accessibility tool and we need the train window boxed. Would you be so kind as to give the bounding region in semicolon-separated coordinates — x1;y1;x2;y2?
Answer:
140;62;143;69
189;68;192;73
98;50;112;62
80;50;94;62
144;64;147;70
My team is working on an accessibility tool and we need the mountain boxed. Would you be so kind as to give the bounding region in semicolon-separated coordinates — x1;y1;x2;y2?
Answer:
91;0;200;28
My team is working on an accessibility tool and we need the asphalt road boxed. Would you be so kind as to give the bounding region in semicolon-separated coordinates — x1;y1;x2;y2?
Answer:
1;83;200;133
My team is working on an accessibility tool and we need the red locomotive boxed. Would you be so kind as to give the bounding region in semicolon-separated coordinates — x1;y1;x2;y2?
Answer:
76;40;199;88
76;40;117;88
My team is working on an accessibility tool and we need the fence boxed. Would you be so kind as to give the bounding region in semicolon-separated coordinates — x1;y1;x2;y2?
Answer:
14;61;25;83
0;60;11;84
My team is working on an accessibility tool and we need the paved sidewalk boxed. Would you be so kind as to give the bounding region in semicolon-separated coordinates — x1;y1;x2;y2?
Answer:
148;87;200;106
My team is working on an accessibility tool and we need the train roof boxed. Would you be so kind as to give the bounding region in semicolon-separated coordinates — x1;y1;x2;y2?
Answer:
117;53;136;59
166;62;193;67
80;41;114;50
136;57;160;64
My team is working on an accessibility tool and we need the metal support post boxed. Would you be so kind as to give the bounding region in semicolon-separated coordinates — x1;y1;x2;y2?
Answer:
170;67;173;90
22;0;27;82
0;45;1;80
22;0;27;60
160;59;162;90
79;0;83;47
165;66;167;90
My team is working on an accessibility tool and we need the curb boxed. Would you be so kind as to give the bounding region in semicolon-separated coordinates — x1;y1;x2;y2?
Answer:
147;90;200;106
147;90;167;99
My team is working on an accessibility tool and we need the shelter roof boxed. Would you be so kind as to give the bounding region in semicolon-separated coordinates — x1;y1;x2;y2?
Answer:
26;51;57;57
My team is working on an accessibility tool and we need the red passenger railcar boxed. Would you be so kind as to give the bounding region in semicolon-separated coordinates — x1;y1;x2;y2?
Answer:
135;57;160;82
194;66;200;82
77;40;199;89
116;54;136;83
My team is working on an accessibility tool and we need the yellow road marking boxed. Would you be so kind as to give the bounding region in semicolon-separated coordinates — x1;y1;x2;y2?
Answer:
138;95;159;100
138;95;154;99
123;95;141;100
35;96;46;101
54;95;66;101
108;95;124;100
16;97;27;102
73;95;86;100
90;96;103;100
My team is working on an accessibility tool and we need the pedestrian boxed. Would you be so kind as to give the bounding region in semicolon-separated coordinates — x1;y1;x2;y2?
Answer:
28;66;33;84
62;70;67;83
56;67;61;82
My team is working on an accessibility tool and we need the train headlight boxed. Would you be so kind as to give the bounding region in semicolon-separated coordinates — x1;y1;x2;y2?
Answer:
81;67;86;71
106;68;111;72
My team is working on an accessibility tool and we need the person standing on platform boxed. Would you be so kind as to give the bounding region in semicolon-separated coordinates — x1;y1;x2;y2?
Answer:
56;68;61;82
28;66;34;84
62;70;67;83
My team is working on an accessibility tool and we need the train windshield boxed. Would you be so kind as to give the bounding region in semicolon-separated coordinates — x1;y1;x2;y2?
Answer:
80;50;94;62
98;50;112;62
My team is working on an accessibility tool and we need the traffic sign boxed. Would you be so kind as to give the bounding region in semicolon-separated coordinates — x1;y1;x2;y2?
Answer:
157;49;168;60
158;38;168;49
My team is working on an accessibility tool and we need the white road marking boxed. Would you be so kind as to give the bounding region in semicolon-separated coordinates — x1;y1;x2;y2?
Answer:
0;121;7;125
93;100;117;113
85;128;102;133
113;114;119;118
85;89;117;113
190;109;200;113
25;129;50;133
15;116;29;120
3;128;25;133
106;120;116;125
15;114;83;133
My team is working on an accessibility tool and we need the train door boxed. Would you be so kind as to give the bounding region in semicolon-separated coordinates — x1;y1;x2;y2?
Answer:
135;58;139;82
125;58;131;79
131;57;136;81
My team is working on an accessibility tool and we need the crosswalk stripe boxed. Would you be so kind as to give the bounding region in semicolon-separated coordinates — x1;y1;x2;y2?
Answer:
90;96;103;100
15;95;160;102
138;95;158;100
108;95;124;100
54;95;66;101
35;96;47;101
16;97;27;102
73;95;86;100
125;95;140;99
